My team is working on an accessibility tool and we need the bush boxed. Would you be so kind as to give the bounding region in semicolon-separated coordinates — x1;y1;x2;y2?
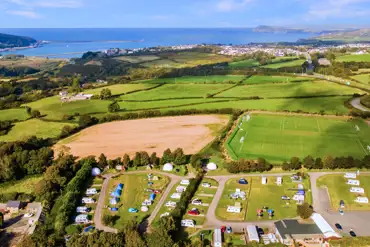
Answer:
297;202;313;219
65;224;82;235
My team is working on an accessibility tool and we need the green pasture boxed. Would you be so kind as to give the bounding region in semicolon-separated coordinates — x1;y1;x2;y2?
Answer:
215;177;250;221
226;113;370;162
0;175;43;195
217;81;363;98
135;75;246;84
103;173;170;228
228;59;259;68
0;108;29;121
114;55;160;63
352;68;370;74
336;54;370;62
317;174;370;211
350;73;370;84
119;84;232;100
84;83;155;96
0;119;76;142
246;176;312;221
243;75;314;84
261;59;305;69
142;59;181;68
170;52;231;65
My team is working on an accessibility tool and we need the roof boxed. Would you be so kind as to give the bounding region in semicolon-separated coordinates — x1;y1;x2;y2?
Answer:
274;220;323;239
6;201;21;208
247;225;259;241
310;213;341;239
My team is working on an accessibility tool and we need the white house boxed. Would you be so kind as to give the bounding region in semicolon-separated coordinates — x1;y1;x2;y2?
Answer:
75;214;89;224
82;197;95;204
276;177;282;185
213;228;222;247
355;197;369;204
344;173;356;179
86;188;97;195
347;179;360;186
165;201;177;208
262;177;267;185
247;225;260;243
76;206;89;213
227;202;241;213
162;163;173;171
180;180;190;185
350;187;365;193
181;219;195;227
171;193;182;199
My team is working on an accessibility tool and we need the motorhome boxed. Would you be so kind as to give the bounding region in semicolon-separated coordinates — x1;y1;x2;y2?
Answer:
181;219;195;227
347;179;360;186
82;197;95;204
355;197;369;203
350;187;365;193
344;173;356;179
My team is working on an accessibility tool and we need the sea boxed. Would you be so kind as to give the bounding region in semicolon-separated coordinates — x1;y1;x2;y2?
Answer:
0;28;313;59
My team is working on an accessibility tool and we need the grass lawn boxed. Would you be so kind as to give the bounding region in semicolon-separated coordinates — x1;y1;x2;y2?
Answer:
83;83;155;96
261;59;306;69
0;119;76;142
317;174;370;211
215;177;251;221
0;108;29;121
228;59;259;68
336;54;370;62
103;173;170;228
246;176;312;221
216;81;364;98
119;84;232;100
114;55;160;63
135;75;246;84
0;175;43;195
350;73;370;84
226;113;370;162
243;75;314;84
153;181;182;224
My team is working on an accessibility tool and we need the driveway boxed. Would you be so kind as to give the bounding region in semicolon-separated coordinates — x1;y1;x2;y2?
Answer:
350;97;370;112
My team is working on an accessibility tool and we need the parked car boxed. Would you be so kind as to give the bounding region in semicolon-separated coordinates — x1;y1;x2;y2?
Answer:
281;196;290;200
188;208;200;216
192;198;202;206
335;223;342;230
238;178;248;184
221;226;226;233
339;209;344;215
349;230;357;237
202;182;211;188
153;190;162;194
226;226;232;234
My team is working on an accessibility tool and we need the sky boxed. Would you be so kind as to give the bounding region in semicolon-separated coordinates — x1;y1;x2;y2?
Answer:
0;0;370;28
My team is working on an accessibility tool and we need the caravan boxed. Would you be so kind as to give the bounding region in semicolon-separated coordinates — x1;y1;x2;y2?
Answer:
213;228;223;247
344;173;356;179
355;197;369;204
227;202;242;213
181;219;195;227
347;179;360;186
86;188;97;195
350;187;365;193
82;197;95;204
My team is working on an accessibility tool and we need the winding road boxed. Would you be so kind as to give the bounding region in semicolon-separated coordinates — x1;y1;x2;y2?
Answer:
351;97;370;112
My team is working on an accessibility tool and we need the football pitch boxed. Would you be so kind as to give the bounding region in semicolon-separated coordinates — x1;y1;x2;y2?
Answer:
226;113;370;162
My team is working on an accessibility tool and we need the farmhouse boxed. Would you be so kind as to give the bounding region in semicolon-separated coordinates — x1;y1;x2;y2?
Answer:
6;201;21;214
350;187;365;193
347;179;360;186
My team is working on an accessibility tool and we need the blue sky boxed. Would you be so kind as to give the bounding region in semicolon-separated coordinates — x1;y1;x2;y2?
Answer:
1;0;370;28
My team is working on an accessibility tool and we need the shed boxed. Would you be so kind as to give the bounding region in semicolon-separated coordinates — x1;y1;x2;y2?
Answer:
163;163;174;171
6;201;21;214
91;167;101;176
247;225;260;243
207;162;217;171
213;228;222;247
310;213;341;239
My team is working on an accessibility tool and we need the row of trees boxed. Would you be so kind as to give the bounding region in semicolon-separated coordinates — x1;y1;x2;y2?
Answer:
0;120;12;136
282;155;370;171
225;158;272;173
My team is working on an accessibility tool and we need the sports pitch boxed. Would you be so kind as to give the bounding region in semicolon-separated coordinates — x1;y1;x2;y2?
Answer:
226;113;370;162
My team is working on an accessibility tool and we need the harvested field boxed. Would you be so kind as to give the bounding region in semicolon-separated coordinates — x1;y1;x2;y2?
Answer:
57;115;229;159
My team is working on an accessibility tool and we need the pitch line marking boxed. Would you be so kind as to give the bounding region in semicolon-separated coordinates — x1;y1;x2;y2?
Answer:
316;120;321;132
239;131;248;152
357;139;368;155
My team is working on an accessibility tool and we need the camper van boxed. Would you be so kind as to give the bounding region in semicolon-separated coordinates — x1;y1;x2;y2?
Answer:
181;219;195;227
82;197;95;204
350;187;365;194
344;173;356;179
347;179;360;186
180;180;190;185
75;214;89;224
355;197;369;204
86;188;97;195
76;206;89;213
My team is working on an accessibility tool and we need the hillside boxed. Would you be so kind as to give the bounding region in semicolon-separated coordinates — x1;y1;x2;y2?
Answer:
0;33;37;49
313;28;370;42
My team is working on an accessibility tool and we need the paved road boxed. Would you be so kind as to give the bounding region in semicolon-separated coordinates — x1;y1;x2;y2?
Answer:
350;97;370;112
93;173;118;233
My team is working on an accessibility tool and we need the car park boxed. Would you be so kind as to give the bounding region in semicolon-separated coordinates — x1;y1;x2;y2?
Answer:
335;223;342;230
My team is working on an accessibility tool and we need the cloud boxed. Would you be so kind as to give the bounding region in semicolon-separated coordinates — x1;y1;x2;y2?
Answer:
6;10;40;18
216;0;254;12
306;0;370;19
6;0;83;8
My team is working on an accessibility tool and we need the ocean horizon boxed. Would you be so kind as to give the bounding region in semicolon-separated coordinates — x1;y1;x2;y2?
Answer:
0;28;313;58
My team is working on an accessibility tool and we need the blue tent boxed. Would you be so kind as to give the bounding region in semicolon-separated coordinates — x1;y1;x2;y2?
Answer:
238;178;248;184
297;190;305;195
110;207;119;212
117;183;124;190
150;193;156;201
111;189;122;197
128;208;138;213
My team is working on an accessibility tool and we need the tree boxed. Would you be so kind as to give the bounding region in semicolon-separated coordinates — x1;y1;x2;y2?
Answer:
140;151;150;166
71;76;81;93
98;153;108;169
303;155;315;169
314;157;323;169
122;153;131;167
172;148;187;165
102;215;118;226
100;88;112;99
297;202;313;219
31;109;41;118
108;101;120;113
282;161;290;171
146;225;174;247
150;152;159;167
78;114;97;128
133;152;141;167
324;155;335;169
161;148;172;165
290;157;301;170
60;125;74;138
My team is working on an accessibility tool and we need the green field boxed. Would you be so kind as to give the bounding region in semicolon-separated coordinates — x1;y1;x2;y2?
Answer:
84;83;155;96
228;59;259;68
114;55;160;63
0;119;75;142
261;59;305;69
246;176;312;220
135;75;246;84
350;74;370;84
226;113;370;162
337;54;370;62
0;108;29;121
104;173;169;228
0;175;43;194
317;174;370;211
217;81;363;98
243;75;314;84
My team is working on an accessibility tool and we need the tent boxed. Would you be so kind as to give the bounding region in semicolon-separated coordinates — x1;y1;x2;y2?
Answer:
163;163;174;171
111;189;122;197
117;183;124;190
110;198;119;205
206;162;217;171
150;193;156;201
91;167;101;176
141;206;149;212
110;207;119;212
